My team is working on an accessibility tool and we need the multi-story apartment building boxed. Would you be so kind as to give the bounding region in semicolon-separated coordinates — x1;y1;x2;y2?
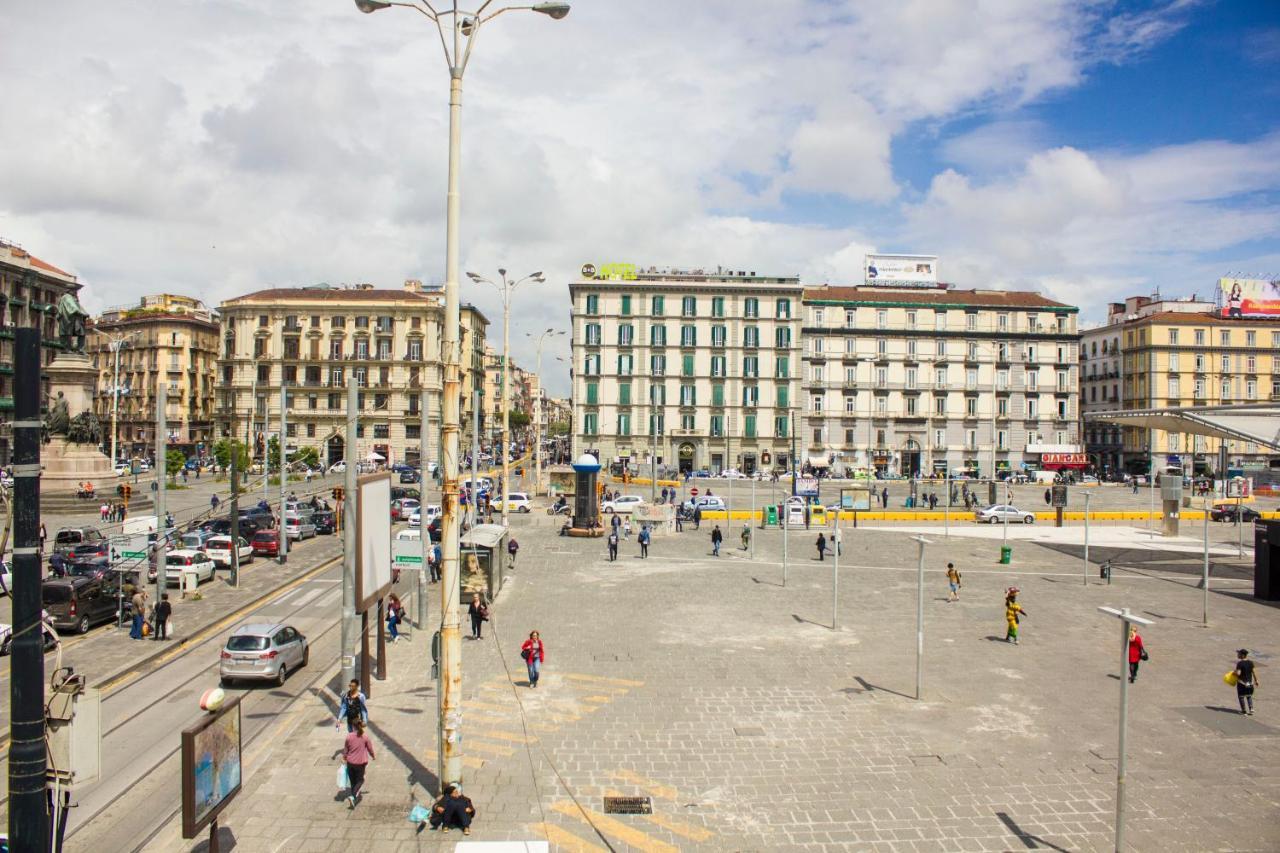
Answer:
0;240;82;464
88;294;220;458
569;265;803;475
215;282;488;469
1082;292;1280;475
800;285;1081;478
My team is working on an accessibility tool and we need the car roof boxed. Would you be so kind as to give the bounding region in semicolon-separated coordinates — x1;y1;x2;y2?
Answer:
167;549;204;557
231;622;287;637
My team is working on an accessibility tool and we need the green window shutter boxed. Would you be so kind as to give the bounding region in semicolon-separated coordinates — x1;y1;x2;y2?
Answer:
712;384;724;406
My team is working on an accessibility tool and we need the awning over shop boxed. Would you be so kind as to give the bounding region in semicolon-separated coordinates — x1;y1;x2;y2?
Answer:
1085;404;1280;452
1040;452;1088;469
807;456;830;467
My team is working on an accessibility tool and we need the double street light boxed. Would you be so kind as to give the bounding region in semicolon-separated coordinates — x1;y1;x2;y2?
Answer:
527;327;564;497
467;269;545;526
353;0;569;795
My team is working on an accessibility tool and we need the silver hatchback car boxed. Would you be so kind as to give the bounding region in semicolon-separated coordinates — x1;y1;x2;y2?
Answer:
219;623;308;687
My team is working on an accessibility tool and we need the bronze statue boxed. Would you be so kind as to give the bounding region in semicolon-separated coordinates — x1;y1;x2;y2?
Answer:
47;391;70;435
56;292;90;353
67;411;102;445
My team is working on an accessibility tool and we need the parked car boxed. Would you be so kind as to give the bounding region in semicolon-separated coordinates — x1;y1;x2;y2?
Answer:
283;512;317;541
251;530;280;557
202;517;262;538
114;463;130;478
328;461;347;474
42;575;124;634
53;527;105;558
399;469;420;484
491;492;532;514
395;528;421;541
0;561;11;595
975;504;1036;524
313;510;336;535
408;504;441;528
219;623;308;687
67;557;112;580
181;529;218;550
70;541;110;562
205;536;254;568
601;495;645;514
1211;503;1262;523
717;469;748;479
681;495;727;513
160;550;217;586
390;486;421;502
390;498;420;522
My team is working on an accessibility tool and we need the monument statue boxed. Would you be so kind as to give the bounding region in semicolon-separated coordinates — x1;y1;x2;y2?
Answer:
67;411;103;446
47;391;71;435
56;292;90;354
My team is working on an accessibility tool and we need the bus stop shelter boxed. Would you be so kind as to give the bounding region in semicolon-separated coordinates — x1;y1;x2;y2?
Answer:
1086;403;1280;456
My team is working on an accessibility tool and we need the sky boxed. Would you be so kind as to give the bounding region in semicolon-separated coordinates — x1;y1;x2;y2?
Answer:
2;0;1279;397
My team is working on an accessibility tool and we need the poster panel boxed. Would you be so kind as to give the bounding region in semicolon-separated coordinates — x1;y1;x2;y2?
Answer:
182;696;243;839
356;473;393;612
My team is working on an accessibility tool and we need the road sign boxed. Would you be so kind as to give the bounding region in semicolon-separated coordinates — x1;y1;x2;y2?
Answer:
690;487;699;497
391;540;425;571
110;534;149;566
1051;484;1068;508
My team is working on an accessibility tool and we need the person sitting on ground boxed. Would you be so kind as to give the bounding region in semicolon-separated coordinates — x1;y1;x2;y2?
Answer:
427;783;476;834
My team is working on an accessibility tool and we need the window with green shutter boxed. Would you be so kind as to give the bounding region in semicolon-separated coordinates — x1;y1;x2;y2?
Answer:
584;413;598;435
776;356;789;378
712;297;725;318
585;294;599;315
621;295;632;315
744;414;757;438
619;383;631;405
777;387;789;408
712;384;724;406
682;354;695;376
586;382;598;405
774;416;787;437
651;295;664;316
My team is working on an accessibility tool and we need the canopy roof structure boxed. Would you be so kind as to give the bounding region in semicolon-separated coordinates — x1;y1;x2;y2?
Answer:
1085;404;1280;452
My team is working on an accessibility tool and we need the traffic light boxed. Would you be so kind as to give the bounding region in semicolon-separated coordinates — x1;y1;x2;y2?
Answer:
331;487;339;501
334;487;345;503
122;484;132;502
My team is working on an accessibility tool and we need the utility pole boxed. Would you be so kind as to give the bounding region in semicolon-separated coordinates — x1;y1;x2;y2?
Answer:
471;390;481;528
154;380;166;631
1083;491;1091;586
1202;497;1210;626
341;377;358;687
913;535;931;700
418;425;429;631
230;449;240;587
9;328;48;849
1098;606;1153;853
831;509;840;630
529;327;562;498
789;409;797;496
279;376;289;564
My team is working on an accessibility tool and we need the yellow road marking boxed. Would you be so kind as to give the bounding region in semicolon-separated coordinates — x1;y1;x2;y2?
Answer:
563;673;645;687
582;695;611;704
468;741;515;756
469;728;536;743
462;756;486;769
464;711;558;733
550;801;679;853
609;770;678;800
602;788;714;842
529;822;607;853
463;699;513;712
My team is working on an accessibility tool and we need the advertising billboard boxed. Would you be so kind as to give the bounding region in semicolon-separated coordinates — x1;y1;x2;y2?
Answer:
356;473;394;612
865;254;938;286
1219;277;1280;319
182;696;243;839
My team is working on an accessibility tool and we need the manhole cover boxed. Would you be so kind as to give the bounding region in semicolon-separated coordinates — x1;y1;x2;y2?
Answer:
604;796;652;815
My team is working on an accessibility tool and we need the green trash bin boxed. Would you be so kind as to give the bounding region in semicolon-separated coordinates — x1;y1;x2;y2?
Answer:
765;505;778;527
1000;545;1012;565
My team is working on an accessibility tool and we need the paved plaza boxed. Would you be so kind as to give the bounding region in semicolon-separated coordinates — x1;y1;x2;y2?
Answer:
138;499;1280;853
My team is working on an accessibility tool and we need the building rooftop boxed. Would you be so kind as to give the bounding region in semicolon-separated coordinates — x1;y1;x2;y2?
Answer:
803;285;1076;311
574;263;800;285
222;286;441;306
0;238;78;283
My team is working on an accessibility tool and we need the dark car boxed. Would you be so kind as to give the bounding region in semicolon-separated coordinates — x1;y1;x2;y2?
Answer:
53;527;105;558
390;486;421;502
399;469;420;484
203;516;265;538
42;575;127;634
251;530;280;557
1211;504;1262;523
312;510;336;535
70;541;110;562
67;556;112;580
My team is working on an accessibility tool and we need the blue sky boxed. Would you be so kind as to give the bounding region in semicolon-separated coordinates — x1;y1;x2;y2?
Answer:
1;0;1279;395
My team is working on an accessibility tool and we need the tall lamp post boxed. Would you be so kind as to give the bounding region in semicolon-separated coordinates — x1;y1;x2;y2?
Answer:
527;327;564;497
468;268;546;525
353;0;570;794
93;330;139;466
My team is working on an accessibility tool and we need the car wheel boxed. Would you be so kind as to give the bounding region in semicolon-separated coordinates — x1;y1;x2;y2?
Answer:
1023;516;1034;524
77;615;90;634
276;663;288;687
220;676;233;688
521;506;531;514
302;645;310;668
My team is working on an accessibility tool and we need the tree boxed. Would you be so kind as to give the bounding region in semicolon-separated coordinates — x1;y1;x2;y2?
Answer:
508;411;531;430
290;446;319;470
547;420;570;437
165;449;186;482
212;439;249;472
266;435;282;473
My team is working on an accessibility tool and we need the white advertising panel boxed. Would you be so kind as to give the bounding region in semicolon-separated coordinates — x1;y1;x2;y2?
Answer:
356;473;393;611
865;254;938;286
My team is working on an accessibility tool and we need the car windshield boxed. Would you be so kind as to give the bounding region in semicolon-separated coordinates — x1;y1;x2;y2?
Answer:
226;635;269;651
69;564;105;577
166;555;192;566
42;585;72;604
207;540;229;549
55;531;81;544
253;532;274;542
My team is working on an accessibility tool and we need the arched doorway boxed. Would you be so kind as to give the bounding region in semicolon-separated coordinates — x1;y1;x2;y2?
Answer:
327;435;345;468
902;439;921;478
678;443;695;474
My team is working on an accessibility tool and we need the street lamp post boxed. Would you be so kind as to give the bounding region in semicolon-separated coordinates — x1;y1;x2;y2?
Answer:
93;330;139;466
527;328;564;498
353;0;570;793
1098;606;1154;853
469;269;546;525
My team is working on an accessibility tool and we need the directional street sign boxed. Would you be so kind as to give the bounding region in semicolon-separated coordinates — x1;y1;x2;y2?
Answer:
391;540;425;572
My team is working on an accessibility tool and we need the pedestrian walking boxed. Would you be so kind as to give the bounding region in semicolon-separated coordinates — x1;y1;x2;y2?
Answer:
694;506;702;530
507;536;519;568
1004;587;1026;644
1127;626;1147;683
638;525;650;558
336;679;369;732
1232;649;1258;715
740;524;750;550
130;589;147;639
387;594;402;642
49;552;67;578
1044;488;1051;506
816;532;826;561
710;525;723;556
607;530;619;561
804;504;811;530
430;543;442;583
881;487;889;508
675;511;684;532
611;513;621;536
211;494;220;513
946;563;962;602
342;718;375;808
154;594;172;640
38;523;46;558
468;593;489;639
1132;477;1139;495
623;516;633;539
520;630;545;688
833;524;842;556
100;502;109;522
427;783;476;835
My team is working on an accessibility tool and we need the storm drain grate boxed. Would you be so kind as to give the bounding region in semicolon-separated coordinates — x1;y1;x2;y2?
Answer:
603;796;652;815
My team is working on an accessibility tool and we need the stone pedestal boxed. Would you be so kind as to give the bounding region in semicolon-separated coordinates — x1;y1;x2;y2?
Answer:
41;353;119;511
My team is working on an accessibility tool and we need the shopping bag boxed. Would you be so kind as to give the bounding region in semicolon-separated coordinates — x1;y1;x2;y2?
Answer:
407;804;431;824
1224;671;1238;686
337;764;350;790
141;621;152;637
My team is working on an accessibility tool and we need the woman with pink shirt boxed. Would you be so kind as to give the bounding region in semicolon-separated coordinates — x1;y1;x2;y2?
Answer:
342;718;375;808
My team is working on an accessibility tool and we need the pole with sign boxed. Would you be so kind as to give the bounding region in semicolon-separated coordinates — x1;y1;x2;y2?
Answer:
1098;606;1154;853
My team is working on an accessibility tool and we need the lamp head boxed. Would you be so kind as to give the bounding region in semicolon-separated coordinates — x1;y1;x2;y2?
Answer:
466;272;482;282
498;268;507;277
354;0;391;12
460;17;475;36
532;2;571;19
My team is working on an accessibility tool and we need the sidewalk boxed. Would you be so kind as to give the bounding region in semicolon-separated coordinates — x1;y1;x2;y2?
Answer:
148;515;1280;852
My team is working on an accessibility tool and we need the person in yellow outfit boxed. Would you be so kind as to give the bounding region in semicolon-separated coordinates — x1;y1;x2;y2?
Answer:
1004;587;1026;644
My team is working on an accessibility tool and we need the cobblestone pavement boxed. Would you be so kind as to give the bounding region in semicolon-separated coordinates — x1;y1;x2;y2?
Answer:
146;509;1279;852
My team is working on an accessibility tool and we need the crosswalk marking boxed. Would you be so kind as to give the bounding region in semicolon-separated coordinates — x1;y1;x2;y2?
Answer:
290;586;328;609
602;788;714;843
608;770;678;801
529;822;607;852
550;801;679;853
563;673;645;688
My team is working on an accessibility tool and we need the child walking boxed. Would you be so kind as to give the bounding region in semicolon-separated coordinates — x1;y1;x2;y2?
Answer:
1004;587;1026;644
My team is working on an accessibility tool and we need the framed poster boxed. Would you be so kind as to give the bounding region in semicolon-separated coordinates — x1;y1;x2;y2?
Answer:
356;473;394;612
182;695;243;839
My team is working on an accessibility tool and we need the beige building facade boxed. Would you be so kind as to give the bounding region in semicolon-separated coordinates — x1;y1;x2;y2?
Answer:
215;282;487;470
569;266;804;475
801;285;1081;478
88;294;220;458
